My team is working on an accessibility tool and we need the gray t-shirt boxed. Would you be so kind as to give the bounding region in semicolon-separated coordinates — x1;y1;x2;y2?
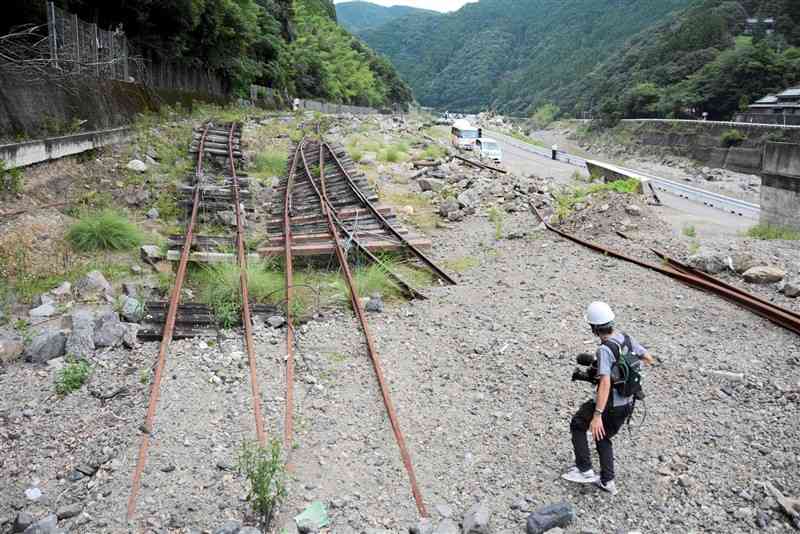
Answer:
595;332;646;407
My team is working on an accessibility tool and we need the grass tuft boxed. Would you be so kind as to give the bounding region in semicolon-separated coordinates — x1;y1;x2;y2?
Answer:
553;178;640;221
56;359;92;395
66;210;143;252
745;223;800;241
252;149;286;180
682;225;696;238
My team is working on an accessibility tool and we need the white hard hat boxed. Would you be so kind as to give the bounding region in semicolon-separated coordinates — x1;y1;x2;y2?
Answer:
585;301;615;325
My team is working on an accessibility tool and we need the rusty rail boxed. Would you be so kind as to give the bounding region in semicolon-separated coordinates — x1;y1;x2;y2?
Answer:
529;202;800;337
127;124;210;520
300;139;429;517
229;122;267;446
324;141;457;286
453;153;507;174
283;140;305;452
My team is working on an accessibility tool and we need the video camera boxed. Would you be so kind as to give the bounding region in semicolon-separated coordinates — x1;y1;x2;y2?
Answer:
571;353;599;385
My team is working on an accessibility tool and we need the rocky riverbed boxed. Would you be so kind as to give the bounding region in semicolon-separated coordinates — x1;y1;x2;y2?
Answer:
2;114;799;534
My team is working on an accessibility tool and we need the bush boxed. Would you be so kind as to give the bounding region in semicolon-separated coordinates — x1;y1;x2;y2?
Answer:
0;160;24;195
531;103;561;128
682;225;697;238
721;129;746;147
56;359;92;395
746;223;800;241
238;440;287;531
66;211;143;252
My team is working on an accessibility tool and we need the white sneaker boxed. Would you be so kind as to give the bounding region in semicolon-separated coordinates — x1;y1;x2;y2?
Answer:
561;467;599;484
594;479;618;495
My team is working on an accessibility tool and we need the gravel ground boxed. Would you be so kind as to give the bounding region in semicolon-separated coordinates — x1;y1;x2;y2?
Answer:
2;120;799;534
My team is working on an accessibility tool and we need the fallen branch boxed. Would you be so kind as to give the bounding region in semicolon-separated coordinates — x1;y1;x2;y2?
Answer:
2;201;71;219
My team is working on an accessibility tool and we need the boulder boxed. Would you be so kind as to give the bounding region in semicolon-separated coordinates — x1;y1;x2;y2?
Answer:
727;253;759;274
743;266;785;284
418;177;445;193
365;294;384;313
121;296;143;322
625;204;642;217
781;279;800;298
94;310;125;348
140;245;162;263
122;323;140;349
687;251;727;274
457;189;481;209
146;208;159;220
24;330;67;363
50;281;72;297
526;502;576;534
126;159;147;173
56;503;83;520
267;315;285;328
21;513;58;534
447;210;464;222
463;501;491;534
65;309;95;358
0;331;24;364
361;152;377;165
74;271;112;300
13;511;34;532
29;303;57;318
439;197;460;217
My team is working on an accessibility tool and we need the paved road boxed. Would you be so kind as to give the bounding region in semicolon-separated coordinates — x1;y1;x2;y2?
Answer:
487;129;753;237
485;130;585;184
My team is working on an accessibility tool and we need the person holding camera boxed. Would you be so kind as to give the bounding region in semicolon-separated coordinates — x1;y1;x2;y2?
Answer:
561;301;655;495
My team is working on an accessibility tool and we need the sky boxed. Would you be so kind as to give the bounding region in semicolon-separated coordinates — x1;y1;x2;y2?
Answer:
334;0;478;13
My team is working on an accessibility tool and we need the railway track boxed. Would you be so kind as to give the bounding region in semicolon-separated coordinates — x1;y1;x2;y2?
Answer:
127;121;268;519
126;120;454;522
275;133;460;517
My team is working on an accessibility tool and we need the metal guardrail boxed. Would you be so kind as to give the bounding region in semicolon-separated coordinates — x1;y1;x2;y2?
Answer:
587;160;761;219
488;129;762;219
620;118;800;130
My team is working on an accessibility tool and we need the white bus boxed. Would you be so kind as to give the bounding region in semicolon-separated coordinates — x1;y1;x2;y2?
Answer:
451;119;480;150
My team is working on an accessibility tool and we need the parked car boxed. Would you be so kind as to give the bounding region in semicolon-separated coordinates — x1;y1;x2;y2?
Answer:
475;137;502;163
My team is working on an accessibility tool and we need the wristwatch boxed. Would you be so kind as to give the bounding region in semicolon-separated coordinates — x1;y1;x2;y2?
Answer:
594;408;603;416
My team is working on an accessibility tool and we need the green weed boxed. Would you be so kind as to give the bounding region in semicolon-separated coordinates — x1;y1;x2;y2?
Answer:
56;359;92;395
420;144;447;160
66;211;143;252
745;223;800;241
682;225;696;238
0;160;24;195
252;149;287;180
487;205;504;239
238;440;287;532
553;178;640;221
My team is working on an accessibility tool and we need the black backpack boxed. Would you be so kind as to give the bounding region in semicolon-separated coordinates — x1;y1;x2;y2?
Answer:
602;334;644;399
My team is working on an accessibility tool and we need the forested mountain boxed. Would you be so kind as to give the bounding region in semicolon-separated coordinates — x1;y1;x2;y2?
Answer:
573;0;800;120
336;2;438;34
353;0;800;118
357;0;694;113
2;0;411;107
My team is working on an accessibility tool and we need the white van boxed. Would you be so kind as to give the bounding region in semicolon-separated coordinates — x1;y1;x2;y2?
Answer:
475;138;502;163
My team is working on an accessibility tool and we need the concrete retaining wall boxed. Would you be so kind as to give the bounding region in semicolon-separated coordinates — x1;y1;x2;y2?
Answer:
0;127;131;169
0;68;230;141
760;142;800;231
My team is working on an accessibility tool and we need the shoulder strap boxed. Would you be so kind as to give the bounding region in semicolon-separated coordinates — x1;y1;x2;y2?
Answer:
601;338;621;361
